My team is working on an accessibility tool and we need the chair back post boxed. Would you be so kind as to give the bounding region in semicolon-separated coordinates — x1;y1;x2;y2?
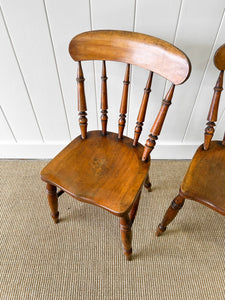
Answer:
101;60;108;135
133;71;153;146
77;61;87;139
142;84;175;161
118;64;130;139
204;70;224;150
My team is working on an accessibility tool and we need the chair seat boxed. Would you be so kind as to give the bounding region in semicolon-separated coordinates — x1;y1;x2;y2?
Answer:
181;141;225;215
41;131;150;216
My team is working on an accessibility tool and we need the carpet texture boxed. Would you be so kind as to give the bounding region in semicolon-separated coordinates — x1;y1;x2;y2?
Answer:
1;160;224;299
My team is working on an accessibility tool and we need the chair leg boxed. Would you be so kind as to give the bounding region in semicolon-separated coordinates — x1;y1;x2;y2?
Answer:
120;214;132;260
46;183;59;224
144;174;152;192
129;191;141;226
156;193;185;236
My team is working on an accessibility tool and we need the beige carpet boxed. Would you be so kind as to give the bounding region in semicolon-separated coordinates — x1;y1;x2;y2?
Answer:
1;160;224;299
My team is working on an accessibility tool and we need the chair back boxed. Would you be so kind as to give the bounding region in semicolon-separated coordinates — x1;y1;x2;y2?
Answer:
204;44;225;150
69;30;191;161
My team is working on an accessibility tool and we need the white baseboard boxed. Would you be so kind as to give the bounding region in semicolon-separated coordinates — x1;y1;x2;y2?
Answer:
0;143;199;159
151;144;198;159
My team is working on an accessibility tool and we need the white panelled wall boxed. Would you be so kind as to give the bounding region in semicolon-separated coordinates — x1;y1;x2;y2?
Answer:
0;0;224;159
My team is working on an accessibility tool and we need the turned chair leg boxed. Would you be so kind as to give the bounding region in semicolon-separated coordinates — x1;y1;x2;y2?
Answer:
46;183;59;224
156;193;185;236
120;214;132;260
129;191;141;226
144;174;152;192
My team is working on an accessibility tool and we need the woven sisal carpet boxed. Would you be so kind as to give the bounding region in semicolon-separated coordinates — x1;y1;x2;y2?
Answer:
1;160;224;299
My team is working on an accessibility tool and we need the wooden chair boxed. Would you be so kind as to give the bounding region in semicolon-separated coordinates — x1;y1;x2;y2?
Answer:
156;44;225;237
41;30;191;260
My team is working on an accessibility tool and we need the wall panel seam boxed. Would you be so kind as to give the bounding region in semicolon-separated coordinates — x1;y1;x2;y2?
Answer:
0;106;17;142
161;0;183;99
89;0;93;30
181;9;225;142
125;65;133;136
89;0;99;129
217;109;225;128
132;0;137;32
126;0;137;136
0;7;44;142
173;0;183;45
43;0;71;140
92;61;99;130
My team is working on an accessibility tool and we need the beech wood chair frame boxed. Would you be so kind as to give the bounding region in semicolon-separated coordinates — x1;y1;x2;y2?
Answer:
156;44;225;237
41;30;191;260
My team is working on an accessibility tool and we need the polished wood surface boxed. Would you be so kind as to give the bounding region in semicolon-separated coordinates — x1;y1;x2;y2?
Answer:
156;44;225;237
204;70;223;150
69;30;191;85
101;60;108;135
214;43;225;70
156;194;185;235
46;183;59;224
142;84;175;161
181;141;225;214
118;64;130;139
120;214;132;260
41;131;149;216
77;61;87;139
133;71;153;146
42;30;191;259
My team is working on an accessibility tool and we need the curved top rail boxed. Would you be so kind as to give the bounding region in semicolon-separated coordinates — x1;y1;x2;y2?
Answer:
214;44;225;70
69;30;191;85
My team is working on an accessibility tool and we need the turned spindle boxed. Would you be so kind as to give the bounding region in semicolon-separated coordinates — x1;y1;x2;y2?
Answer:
142;84;175;161
204;70;224;150
77;61;87;139
133;71;153;146
46;183;59;224
101;61;108;135
156;193;185;237
144;174;152;192
120;214;132;260
129;190;141;226
118;64;130;139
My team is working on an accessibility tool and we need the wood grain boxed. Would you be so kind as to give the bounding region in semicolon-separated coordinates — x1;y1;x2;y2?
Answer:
41;131;150;217
133;71;153;146
118;64;130;139
42;29;191;260
181;141;225;214
214;44;225;70
156;44;225;236
100;60;108;135
69;30;191;85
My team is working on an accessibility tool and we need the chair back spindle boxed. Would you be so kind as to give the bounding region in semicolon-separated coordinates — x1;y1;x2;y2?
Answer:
101;61;108;135
118;64;131;139
77;61;87;139
142;84;175;161
204;70;224;150
133;71;153;146
69;31;191;155
41;30;192;261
